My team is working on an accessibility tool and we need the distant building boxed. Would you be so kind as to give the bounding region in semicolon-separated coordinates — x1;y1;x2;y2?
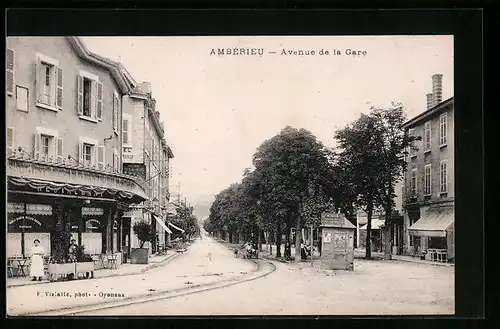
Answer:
402;74;454;262
121;82;175;255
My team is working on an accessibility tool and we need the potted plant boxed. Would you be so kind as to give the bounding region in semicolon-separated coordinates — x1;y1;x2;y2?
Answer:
130;219;152;264
75;245;95;278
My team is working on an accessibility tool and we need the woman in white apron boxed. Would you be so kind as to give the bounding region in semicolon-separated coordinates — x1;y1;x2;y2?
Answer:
30;239;45;281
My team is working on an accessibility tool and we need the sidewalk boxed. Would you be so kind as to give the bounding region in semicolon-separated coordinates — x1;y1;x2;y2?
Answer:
7;237;256;316
7;252;179;288
354;249;454;267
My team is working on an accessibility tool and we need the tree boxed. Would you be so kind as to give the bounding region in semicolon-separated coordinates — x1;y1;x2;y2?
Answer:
252;126;333;262
171;202;200;240
370;104;420;226
334;104;420;259
133;220;153;248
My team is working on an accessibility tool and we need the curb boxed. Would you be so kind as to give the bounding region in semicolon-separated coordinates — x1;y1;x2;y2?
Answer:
7;252;183;288
24;258;275;316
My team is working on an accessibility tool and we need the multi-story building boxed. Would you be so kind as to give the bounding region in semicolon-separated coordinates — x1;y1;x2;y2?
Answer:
121;81;175;256
6;37;148;262
402;74;454;262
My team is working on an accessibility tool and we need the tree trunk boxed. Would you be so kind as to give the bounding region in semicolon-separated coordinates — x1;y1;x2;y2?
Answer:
285;216;292;258
366;199;373;259
276;221;282;257
294;211;302;263
384;179;394;259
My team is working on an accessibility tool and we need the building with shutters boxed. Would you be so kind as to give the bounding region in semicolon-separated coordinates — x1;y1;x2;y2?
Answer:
121;82;176;256
6;37;149;262
402;74;455;263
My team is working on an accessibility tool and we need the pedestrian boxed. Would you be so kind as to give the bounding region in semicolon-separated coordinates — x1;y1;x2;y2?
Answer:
68;238;78;262
300;239;308;261
30;239;45;281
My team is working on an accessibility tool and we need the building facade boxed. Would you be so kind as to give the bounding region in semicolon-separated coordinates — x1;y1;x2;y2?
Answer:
402;74;455;262
6;37;148;261
121;82;175;256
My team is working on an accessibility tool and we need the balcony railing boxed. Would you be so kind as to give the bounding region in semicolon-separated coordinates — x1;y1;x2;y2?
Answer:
7;153;148;200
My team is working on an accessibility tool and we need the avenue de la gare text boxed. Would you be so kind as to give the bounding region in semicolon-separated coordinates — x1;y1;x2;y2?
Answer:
209;48;368;57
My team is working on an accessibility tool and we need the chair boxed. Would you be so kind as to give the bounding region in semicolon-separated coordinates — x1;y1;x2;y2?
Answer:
7;259;16;278
17;258;30;277
107;254;118;270
92;254;105;269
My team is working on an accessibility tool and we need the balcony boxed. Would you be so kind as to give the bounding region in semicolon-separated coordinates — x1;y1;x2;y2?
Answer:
7;152;148;202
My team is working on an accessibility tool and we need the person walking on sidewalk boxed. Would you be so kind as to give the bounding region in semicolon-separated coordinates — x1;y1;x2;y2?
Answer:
29;239;45;281
68;239;78;262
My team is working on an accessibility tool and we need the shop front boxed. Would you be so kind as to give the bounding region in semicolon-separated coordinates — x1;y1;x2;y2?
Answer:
7;156;148;264
408;205;454;262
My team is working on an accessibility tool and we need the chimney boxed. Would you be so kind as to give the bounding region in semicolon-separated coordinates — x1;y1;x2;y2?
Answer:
426;93;434;110
432;74;443;105
139;82;152;95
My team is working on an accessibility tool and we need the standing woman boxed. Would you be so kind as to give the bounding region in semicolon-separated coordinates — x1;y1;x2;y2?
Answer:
30;239;45;281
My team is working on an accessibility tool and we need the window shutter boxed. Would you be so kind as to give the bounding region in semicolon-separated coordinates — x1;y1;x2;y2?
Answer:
6;49;14;95
112;94;117;132
33;133;41;159
55;67;63;109
97;145;105;170
91;80;97;119
78;142;84;165
35;59;43;103
123;118;129;145
7;127;14;156
97;82;103;120
56;138;63;163
77;75;83;115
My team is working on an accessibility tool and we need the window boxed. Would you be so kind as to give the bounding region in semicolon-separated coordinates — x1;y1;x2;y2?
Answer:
35;54;62;111
424;164;432;196
32;129;61;161
16;86;29;112
439;113;447;146
7;49;14;95
43;64;51;104
440;160;448;193
83;144;93;164
410;168;417;196
41;135;51;157
78;138;98;167
77;72;102;121
83;78;92;117
424;121;431;152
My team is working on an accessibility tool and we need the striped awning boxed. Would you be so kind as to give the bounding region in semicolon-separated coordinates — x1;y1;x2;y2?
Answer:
153;214;172;234
168;222;185;233
408;207;454;237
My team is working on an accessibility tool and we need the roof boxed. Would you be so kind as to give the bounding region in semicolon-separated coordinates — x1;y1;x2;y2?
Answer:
403;97;454;129
67;37;144;95
321;213;356;229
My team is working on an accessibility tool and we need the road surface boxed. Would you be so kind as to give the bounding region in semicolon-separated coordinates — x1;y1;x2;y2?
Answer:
76;243;455;316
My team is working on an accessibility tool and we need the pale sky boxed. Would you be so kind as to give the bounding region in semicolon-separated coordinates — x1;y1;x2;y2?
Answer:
81;36;454;205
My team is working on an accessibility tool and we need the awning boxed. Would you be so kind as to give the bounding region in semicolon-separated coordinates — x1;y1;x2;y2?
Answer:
153;214;172;234
168;222;185;233
408;207;454;237
359;219;385;230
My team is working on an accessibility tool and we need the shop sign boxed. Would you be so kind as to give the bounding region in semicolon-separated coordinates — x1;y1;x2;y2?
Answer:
9;216;42;226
